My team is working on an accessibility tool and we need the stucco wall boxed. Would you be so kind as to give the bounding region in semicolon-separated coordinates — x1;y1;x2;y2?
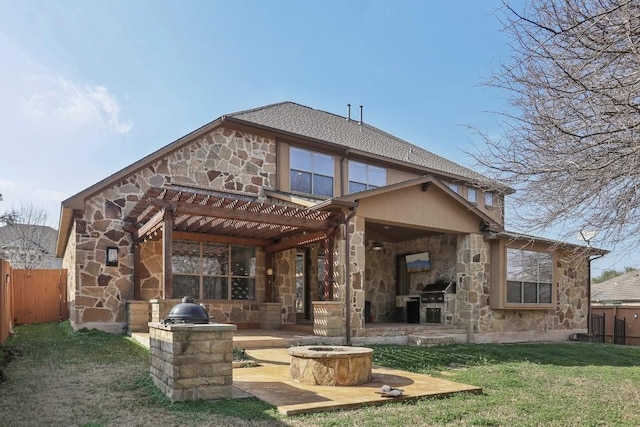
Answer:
66;127;276;331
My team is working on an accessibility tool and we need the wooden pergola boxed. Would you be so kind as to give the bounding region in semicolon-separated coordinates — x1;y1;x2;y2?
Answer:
124;187;346;300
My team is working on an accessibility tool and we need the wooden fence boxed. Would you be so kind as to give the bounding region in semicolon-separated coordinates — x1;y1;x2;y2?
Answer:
591;306;640;346
13;269;68;325
0;264;68;344
0;260;12;345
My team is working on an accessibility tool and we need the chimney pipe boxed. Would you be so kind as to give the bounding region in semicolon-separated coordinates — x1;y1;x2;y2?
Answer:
359;105;363;124
347;104;351;120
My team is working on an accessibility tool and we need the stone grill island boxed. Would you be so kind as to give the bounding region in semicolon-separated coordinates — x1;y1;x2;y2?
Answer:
288;346;373;386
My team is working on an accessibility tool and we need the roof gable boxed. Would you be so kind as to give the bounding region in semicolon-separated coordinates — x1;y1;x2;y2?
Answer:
320;175;498;234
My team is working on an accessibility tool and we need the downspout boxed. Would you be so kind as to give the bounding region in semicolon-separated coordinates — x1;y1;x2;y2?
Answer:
587;253;605;335
343;205;358;346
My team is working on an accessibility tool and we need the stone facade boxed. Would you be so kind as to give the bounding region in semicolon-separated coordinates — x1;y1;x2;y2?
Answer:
149;322;236;401
362;230;591;342
65;128;276;331
474;250;590;342
289;345;372;386
59;115;594;344
364;233;458;324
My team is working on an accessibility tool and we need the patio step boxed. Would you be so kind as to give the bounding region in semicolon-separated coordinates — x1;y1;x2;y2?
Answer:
408;334;465;347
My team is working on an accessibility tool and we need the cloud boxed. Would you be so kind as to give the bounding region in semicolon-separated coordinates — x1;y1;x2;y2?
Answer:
19;75;133;134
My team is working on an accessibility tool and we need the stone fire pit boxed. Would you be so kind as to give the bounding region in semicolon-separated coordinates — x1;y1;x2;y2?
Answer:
288;345;373;386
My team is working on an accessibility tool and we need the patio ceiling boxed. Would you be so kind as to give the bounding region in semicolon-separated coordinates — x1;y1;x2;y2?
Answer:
124;187;342;245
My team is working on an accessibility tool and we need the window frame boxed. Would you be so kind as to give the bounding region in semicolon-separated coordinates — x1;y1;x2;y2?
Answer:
468;187;477;204
348;160;386;194
289;146;334;197
172;240;256;301
504;247;554;308
485;191;495;207
449;183;460;194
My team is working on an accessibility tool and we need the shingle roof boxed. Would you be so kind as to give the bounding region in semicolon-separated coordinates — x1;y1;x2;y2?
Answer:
592;270;640;302
228;102;504;188
0;224;58;255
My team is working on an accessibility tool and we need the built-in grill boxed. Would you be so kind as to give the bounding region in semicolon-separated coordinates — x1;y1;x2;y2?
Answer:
162;296;210;324
420;281;455;303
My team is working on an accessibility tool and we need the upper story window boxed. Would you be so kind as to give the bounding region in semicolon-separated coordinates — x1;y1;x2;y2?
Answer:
468;187;477;204
485;191;495;207
506;248;552;304
290;147;334;197
449;183;460;194
348;160;386;194
172;240;256;301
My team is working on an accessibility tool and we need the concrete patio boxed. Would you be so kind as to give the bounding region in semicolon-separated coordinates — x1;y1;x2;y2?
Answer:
235;347;482;416
132;328;482;416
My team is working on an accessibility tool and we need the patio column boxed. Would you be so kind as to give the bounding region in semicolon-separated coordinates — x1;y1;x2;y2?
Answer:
162;208;174;299
324;231;335;301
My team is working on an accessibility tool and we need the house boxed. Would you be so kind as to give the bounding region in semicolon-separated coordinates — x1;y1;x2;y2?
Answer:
0;224;61;269
55;101;607;343
592;270;640;306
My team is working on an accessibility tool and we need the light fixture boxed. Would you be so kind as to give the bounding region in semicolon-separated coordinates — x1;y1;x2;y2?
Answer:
266;268;274;276
372;241;383;251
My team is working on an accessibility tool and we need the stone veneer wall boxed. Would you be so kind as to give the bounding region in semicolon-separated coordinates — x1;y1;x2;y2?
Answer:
149;322;236;401
364;234;458;323
476;250;590;341
66;128;276;331
139;240;163;300
453;234;489;332
275;249;297;324
343;216;365;338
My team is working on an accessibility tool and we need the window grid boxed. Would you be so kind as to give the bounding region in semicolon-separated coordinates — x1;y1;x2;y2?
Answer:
506;248;552;304
172;241;256;301
348;160;386;194
290;147;334;197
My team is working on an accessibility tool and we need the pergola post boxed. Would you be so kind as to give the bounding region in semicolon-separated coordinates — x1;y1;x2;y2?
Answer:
162;208;174;299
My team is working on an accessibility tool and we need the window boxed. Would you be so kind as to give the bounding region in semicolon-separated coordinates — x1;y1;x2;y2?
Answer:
506;248;552;304
449;183;460;194
348;160;386;193
172;240;256;300
290;147;334;197
485;192;494;207
468;188;477;204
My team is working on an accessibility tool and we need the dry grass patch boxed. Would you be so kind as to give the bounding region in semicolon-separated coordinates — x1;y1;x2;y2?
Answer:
2;323;640;426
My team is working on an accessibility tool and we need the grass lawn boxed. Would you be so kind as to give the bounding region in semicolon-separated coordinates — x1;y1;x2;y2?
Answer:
1;322;640;426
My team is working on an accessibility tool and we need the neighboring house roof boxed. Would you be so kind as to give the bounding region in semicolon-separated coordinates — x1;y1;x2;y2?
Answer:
592;270;640;303
227;102;506;189
0;224;58;255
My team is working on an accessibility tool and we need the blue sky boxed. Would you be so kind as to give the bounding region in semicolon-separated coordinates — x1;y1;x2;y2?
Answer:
0;0;629;274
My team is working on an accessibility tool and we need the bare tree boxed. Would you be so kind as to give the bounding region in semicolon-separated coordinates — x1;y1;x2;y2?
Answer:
474;0;640;250
0;202;58;269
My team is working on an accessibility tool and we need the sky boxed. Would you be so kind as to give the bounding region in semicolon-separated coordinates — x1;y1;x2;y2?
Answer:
0;0;632;275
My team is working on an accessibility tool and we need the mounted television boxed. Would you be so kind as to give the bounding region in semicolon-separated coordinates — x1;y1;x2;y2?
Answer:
405;251;431;273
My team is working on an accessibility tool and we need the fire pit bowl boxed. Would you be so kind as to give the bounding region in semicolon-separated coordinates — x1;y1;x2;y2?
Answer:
288;345;373;386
